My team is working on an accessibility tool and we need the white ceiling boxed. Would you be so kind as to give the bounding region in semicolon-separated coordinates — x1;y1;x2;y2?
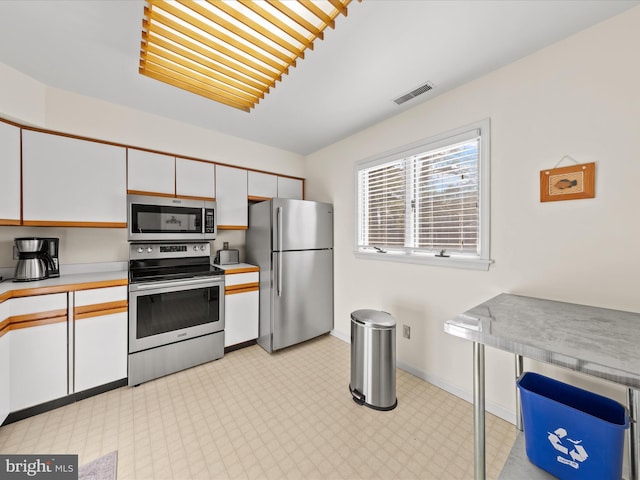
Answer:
0;0;638;155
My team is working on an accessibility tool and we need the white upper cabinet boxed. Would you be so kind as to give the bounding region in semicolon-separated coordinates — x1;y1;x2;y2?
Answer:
0;122;21;224
248;171;278;200
22;131;127;225
277;176;304;200
216;165;248;228
176;157;215;199
127;148;175;196
128;151;216;199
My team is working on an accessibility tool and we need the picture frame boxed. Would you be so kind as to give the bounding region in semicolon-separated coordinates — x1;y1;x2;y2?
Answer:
540;162;595;202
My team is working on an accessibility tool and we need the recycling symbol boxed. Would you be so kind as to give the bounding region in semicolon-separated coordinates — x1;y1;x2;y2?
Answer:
547;427;589;469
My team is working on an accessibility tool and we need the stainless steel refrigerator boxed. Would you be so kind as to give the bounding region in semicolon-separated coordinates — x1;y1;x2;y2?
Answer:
246;198;334;353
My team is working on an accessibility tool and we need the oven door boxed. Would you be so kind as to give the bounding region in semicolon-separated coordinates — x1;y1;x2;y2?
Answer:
129;276;225;353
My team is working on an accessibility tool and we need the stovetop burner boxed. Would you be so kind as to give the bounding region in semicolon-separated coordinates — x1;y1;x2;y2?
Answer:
128;242;224;284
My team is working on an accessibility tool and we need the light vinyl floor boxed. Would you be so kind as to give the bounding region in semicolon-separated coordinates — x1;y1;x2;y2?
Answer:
0;335;516;479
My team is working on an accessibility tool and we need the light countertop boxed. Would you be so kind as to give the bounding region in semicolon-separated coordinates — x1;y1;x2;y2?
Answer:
0;270;128;300
213;263;259;274
444;293;640;389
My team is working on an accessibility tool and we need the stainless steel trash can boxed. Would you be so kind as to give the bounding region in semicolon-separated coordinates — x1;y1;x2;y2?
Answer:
349;309;397;411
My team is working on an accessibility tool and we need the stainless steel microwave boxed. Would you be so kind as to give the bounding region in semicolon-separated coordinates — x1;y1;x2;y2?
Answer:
127;194;216;242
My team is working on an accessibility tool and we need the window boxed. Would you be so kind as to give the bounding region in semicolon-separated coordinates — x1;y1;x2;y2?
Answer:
355;119;491;270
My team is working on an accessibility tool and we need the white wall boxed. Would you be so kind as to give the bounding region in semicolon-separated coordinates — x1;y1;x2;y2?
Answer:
0;63;304;268
305;6;640;422
43;88;304;176
0;63;45;126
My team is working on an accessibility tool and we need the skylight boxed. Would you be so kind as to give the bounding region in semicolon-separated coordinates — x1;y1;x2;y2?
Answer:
139;0;357;112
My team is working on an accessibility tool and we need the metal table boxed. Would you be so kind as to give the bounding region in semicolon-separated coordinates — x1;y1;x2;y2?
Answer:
444;293;640;480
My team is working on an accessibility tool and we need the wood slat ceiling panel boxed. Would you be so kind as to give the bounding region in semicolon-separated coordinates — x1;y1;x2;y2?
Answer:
140;0;357;112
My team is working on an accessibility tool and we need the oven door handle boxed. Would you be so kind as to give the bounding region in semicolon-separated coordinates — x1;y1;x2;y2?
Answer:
130;276;223;291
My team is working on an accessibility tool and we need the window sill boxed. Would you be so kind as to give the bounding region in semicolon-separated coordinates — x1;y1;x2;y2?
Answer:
354;250;493;271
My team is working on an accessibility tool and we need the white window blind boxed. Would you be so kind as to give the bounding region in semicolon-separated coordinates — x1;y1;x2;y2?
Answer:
413;139;479;253
359;158;407;248
355;120;491;270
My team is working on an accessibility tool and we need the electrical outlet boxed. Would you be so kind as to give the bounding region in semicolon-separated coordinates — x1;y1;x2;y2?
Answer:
403;324;410;339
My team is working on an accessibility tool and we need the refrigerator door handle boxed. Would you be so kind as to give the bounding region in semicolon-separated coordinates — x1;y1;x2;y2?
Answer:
277;207;283;296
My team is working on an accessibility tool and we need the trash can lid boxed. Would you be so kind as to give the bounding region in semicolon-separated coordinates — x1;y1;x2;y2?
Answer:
351;309;396;328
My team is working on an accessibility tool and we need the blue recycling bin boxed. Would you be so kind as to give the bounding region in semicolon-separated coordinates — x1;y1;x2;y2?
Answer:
517;372;629;480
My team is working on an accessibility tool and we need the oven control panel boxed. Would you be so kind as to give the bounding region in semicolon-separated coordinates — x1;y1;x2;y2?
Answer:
130;242;210;260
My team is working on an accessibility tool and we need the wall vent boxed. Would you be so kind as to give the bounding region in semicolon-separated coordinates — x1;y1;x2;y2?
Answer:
393;81;434;105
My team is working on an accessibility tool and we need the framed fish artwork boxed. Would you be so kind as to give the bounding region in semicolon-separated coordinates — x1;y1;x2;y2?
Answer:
540;162;595;202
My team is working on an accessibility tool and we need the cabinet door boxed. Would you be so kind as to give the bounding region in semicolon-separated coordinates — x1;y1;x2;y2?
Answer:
277;177;304;200
225;290;259;347
224;270;259;347
75;312;127;392
176;158;215;200
0;312;9;424
0;121;21;224
127;148;175;196
216;165;248;228
22;131;127;225
248;171;277;201
0;301;8;424
9;293;68;411
74;286;128;392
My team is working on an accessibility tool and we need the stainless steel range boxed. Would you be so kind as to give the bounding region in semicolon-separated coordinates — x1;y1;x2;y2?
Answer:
128;242;225;386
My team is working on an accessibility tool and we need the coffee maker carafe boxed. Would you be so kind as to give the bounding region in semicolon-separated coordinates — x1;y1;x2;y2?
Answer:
14;237;60;282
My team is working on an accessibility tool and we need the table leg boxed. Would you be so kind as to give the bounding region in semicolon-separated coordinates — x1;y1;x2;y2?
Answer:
515;355;524;431
629;388;639;480
474;342;485;480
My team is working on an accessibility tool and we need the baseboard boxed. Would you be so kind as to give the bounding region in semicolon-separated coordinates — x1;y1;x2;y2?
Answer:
330;329;516;425
330;329;349;343
3;378;127;426
225;339;257;354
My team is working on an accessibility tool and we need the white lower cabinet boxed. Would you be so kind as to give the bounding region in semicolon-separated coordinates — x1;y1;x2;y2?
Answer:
73;286;128;392
9;293;68;412
224;269;259;347
225;289;259;347
0;330;9;424
0;301;9;424
1;283;128;419
74;312;127;392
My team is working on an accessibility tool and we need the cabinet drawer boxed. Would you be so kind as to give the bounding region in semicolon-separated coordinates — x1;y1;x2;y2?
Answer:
9;293;67;316
225;271;259;287
74;286;128;319
75;286;127;306
0;301;9;338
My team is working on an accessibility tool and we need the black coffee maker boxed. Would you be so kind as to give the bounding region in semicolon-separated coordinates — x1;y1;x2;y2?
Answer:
14;237;60;282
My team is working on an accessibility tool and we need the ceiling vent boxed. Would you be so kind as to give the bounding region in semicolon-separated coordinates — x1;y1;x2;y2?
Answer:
393;81;434;105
